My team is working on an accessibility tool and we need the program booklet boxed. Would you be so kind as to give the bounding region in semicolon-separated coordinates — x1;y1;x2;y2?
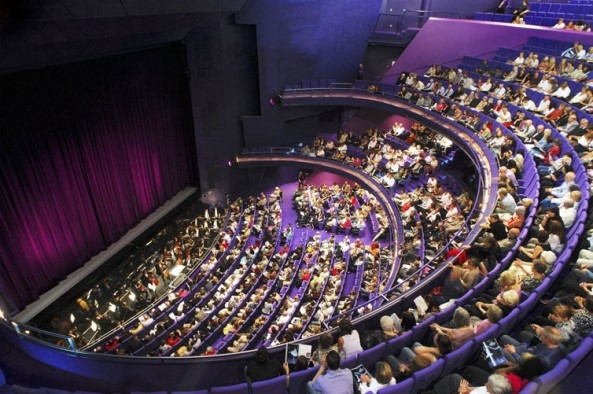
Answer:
481;338;508;369
351;364;371;384
285;343;312;365
413;295;428;315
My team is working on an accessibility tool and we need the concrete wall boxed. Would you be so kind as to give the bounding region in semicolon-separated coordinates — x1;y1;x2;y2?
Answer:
188;0;384;199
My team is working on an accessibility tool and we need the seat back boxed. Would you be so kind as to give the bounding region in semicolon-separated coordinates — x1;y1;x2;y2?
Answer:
252;375;287;394
288;366;319;394
411;358;445;392
211;382;250;393
357;342;387;370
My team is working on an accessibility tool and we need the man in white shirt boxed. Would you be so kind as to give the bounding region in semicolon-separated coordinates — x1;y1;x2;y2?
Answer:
381;172;396;188
559;199;577;228
535;95;551;114
443;84;455;98
552;18;566;29
494;83;506;98
495;188;517;215
511;52;525;66
537;75;552;93
521;96;536;112
432;373;512;394
480;78;493;92
515;119;537;140
551;82;571;99
570;87;590;106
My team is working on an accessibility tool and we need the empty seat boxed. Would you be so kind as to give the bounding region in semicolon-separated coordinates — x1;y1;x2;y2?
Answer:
357;342;387;368
482;13;494;22
340;354;359;369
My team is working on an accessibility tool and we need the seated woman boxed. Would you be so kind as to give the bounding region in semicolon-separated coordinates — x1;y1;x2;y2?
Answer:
517;231;549;262
358;361;396;394
311;332;341;365
546;220;566;254
446;354;545;394
520;304;580;349
386;334;453;380
471;304;504;336
337;318;363;358
467;289;520;320
430;318;474;350
513;260;547;292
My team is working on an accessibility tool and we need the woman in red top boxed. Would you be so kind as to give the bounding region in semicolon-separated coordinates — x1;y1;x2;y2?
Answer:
543;139;561;165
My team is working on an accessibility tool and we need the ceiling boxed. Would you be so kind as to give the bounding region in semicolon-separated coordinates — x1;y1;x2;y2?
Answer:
0;0;247;73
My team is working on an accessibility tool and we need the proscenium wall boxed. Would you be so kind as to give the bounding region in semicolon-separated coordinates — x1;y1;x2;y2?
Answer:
184;17;260;204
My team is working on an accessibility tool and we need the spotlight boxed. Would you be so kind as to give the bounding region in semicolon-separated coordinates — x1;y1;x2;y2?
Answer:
129;292;136;301
70;313;76;323
227;156;238;167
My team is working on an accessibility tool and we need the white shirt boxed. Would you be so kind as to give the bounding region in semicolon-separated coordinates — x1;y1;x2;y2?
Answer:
538;79;551;93
480;82;492;92
536;99;551;113
495;86;506;98
359;377;396;394
553;86;571;99
523;100;536;112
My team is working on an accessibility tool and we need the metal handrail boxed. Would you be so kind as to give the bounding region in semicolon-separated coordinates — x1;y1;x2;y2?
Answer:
373;10;462;33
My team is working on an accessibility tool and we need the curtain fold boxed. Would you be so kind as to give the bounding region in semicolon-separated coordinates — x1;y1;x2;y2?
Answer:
0;46;197;310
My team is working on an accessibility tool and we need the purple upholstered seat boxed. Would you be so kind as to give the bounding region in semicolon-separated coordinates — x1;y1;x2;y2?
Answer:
411;358;445;392
252;374;288;394
210;382;249;393
288;366;319;394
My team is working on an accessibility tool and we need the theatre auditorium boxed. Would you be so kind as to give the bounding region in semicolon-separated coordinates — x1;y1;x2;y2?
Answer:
1;0;593;393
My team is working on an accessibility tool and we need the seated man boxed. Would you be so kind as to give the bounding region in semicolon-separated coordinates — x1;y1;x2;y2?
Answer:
499;326;567;371
498;228;520;253
494;188;516;215
432;372;512;394
245;346;288;382
307;350;354;394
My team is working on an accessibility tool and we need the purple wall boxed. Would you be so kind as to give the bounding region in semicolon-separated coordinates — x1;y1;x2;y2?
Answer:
235;0;383;148
383;18;593;84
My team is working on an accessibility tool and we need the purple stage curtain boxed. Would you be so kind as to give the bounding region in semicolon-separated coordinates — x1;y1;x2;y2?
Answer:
0;46;197;310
